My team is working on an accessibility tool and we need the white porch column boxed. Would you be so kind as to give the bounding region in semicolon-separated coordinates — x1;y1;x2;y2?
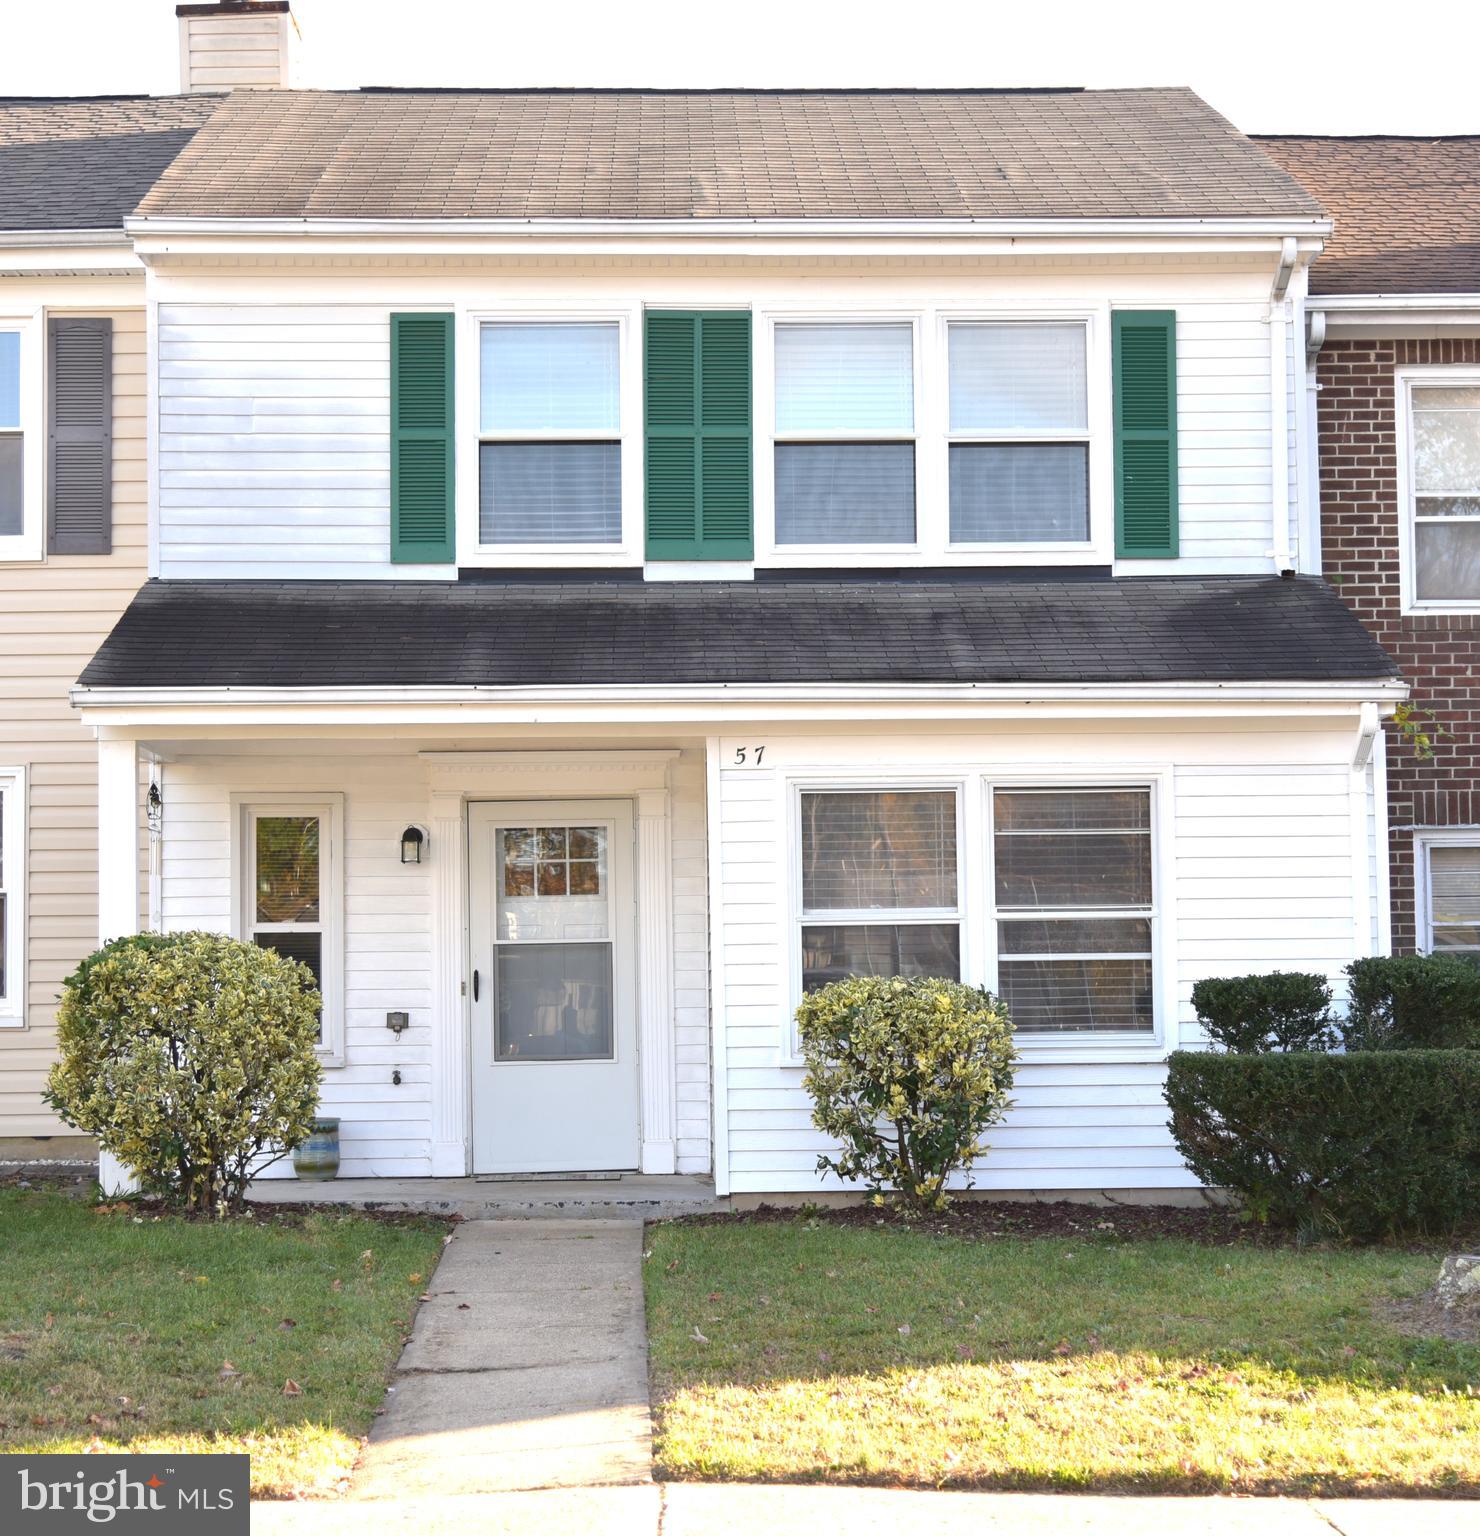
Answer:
96;735;139;1196
636;784;677;1175
428;791;469;1176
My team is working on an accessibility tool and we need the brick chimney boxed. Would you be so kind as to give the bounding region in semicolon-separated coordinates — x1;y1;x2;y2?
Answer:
177;1;294;93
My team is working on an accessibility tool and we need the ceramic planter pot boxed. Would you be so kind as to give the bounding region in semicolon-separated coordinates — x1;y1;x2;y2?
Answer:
293;1117;340;1181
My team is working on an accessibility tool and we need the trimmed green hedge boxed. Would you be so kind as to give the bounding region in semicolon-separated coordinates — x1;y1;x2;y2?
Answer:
1190;971;1335;1054
1345;954;1480;1050
1165;1049;1480;1240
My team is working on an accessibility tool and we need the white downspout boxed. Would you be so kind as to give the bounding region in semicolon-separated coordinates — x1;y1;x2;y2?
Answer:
1269;237;1297;576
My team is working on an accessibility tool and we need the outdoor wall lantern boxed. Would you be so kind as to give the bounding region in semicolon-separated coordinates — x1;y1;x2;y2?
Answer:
147;781;164;838
400;824;428;864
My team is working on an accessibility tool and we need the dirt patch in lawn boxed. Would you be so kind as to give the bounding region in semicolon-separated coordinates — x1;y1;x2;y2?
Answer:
1378;1292;1480;1344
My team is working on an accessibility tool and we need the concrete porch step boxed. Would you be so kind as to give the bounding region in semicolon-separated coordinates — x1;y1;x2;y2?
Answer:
246;1173;727;1221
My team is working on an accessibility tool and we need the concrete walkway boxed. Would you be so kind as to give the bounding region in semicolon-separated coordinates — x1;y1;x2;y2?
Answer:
350;1218;652;1499
253;1486;1479;1535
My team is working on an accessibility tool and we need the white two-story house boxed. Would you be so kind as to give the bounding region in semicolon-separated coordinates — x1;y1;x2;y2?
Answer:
42;3;1407;1196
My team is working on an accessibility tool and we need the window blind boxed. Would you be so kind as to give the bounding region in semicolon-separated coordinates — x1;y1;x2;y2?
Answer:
801;790;956;911
479;441;621;543
775;324;913;433
949;443;1088;543
480;323;620;433
948;323;1087;432
776;442;914;544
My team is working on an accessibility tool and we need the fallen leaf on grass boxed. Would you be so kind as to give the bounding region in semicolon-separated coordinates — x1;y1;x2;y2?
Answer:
330;1279;343;1293
408;1273;424;1285
219;1361;240;1379
1054;1340;1073;1356
898;1323;911;1338
278;1319;297;1331
282;1379;303;1398
689;1327;709;1344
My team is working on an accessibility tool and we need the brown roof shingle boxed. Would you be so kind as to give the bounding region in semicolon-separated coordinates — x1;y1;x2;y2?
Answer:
0;95;222;231
1258;136;1480;294
133;87;1324;222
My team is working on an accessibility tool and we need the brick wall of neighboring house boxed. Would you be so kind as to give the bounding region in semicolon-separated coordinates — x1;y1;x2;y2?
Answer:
1317;337;1480;952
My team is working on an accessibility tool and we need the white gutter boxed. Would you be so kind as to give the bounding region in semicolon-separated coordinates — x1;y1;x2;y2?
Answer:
125;215;1334;240
0;229;133;248
1306;292;1480;310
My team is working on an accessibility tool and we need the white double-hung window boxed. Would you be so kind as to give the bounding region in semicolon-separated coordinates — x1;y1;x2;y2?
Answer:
797;789;961;992
991;787;1155;1034
948;322;1090;545
774;323;916;545
1418;836;1480;957
478;322;622;546
1401;376;1480;608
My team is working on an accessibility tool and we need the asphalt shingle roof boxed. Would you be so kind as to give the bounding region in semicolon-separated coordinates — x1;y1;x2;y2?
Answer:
132;87;1325;222
1258;136;1480;294
0;95;222;232
78;575;1396;691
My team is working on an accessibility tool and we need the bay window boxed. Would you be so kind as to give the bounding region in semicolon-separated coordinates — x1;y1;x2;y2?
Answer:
1404;380;1480;607
478;322;622;545
948;322;1089;544
797;789;960;991
992;787;1155;1033
774;323;915;544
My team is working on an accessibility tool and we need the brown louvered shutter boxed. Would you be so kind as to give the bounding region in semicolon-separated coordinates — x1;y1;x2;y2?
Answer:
47;317;113;555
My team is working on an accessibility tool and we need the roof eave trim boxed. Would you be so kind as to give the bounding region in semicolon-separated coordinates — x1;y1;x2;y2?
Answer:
124;214;1334;241
0;228;132;248
1310;293;1480;311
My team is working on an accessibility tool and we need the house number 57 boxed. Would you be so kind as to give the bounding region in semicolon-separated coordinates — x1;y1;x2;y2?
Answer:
732;745;767;766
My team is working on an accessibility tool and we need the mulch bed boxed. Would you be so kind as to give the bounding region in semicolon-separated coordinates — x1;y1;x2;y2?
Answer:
1378;1294;1480;1344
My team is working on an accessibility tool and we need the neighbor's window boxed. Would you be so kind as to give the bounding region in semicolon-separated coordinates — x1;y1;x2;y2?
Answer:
1407;383;1480;605
948;323;1089;544
0;775;19;1023
798;789;959;991
774;324;915;544
992;787;1154;1033
1422;840;1480;956
243;802;341;1051
0;331;21;540
479;322;622;545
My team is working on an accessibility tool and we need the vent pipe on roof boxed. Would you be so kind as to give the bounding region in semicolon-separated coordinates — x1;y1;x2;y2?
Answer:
177;1;294;94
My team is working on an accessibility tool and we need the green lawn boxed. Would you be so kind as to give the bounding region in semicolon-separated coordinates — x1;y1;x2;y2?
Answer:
0;1190;448;1497
645;1215;1479;1496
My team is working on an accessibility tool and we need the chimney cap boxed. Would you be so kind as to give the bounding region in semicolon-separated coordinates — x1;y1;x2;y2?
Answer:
176;2;290;15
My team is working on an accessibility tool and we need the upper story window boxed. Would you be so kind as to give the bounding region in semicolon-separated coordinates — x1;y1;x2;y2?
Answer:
948;322;1089;545
1404;378;1480;609
774;323;915;545
0;330;23;548
479;322;622;546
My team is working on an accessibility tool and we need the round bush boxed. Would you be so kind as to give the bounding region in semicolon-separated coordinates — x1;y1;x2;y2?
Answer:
796;975;1017;1211
1190;971;1336;1054
44;931;323;1213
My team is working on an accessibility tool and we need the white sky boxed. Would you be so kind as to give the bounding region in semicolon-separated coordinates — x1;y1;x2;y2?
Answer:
2;0;1476;136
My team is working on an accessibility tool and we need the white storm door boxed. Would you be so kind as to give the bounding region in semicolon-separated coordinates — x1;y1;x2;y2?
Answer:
468;800;639;1174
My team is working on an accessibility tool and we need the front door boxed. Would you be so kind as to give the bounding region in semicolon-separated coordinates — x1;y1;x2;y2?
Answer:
468;800;639;1174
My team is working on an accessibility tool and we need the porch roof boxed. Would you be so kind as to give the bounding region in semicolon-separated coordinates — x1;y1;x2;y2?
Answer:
79;574;1397;692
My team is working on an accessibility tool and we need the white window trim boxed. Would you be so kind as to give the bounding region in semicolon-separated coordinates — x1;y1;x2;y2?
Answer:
0;766;27;1027
1395;366;1480;616
763;313;925;557
457;305;642;568
1415;828;1480;955
0;310;44;564
941;314;1099;556
230;792;345;1066
779;764;1175;1065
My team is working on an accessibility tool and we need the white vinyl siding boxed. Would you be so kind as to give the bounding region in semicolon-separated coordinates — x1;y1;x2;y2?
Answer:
0;769;24;1026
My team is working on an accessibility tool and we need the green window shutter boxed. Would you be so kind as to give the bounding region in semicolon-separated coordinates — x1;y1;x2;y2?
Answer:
645;310;752;560
391;312;454;564
1113;310;1179;559
47;317;112;555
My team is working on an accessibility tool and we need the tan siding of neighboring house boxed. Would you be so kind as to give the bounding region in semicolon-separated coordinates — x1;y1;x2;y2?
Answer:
0;307;146;1139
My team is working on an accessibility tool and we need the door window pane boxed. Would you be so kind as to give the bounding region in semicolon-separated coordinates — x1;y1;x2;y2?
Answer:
255;816;320;923
775;442;914;544
802;791;956;911
775;324;913;433
498;825;608;942
496;942;613;1060
479;442;621;543
480;323;620;433
801;922;960;992
950;443;1088;543
949;323;1087;432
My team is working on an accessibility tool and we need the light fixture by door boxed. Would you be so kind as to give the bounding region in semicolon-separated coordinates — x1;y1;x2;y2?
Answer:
400;824;428;864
